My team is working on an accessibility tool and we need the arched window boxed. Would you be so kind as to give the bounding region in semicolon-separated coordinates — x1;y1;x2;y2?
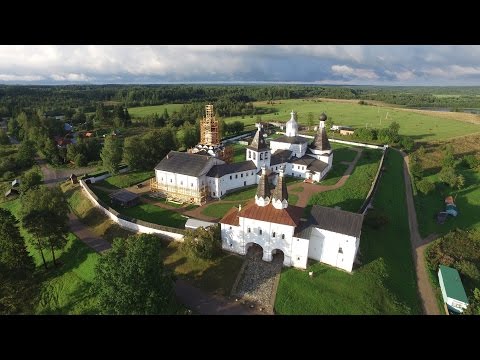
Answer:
281;234;285;240
265;152;268;159
272;232;276;238
260;153;263;160
248;150;251;158
253;153;256;160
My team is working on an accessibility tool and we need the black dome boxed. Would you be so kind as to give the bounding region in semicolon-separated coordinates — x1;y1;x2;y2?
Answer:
319;113;327;121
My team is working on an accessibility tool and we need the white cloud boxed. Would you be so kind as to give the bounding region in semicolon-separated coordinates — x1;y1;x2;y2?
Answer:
385;69;416;81
331;64;378;80
0;74;45;81
50;73;92;82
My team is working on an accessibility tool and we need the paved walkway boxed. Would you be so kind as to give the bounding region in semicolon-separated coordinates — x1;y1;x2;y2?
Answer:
175;279;265;315
400;150;440;315
67;212;112;253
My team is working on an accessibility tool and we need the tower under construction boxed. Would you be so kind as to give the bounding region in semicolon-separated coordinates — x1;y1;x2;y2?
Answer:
200;104;220;146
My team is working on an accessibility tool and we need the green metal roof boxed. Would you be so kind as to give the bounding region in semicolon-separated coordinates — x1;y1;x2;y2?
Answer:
439;265;469;303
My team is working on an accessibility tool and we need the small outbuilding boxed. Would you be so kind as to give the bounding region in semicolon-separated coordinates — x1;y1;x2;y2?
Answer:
69;174;78;184
438;265;469;314
5;188;19;198
11;179;20;187
109;189;140;208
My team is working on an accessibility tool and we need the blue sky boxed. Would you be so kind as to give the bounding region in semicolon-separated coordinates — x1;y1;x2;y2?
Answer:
1;45;480;85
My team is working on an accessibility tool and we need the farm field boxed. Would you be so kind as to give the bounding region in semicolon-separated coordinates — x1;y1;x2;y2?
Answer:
275;150;421;314
128;103;185;118
222;98;480;142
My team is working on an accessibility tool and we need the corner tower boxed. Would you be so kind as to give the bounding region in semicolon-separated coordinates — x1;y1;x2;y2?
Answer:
246;123;270;169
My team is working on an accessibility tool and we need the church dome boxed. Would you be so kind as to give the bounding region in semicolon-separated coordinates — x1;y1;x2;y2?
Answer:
286;110;298;137
319;113;327;121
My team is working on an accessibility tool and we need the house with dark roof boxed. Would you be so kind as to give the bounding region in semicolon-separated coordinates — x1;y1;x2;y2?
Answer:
220;166;363;272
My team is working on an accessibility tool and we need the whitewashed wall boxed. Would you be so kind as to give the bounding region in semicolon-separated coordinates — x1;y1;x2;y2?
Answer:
209;169;258;198
307;227;358;272
79;180;184;241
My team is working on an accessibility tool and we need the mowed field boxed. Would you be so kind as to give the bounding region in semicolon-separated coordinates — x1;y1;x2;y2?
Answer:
128;103;185;118
222;98;480;142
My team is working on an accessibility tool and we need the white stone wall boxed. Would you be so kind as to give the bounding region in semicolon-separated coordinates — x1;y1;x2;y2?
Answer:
156;170;203;192
246;148;270;169
208;169;258;198
307;227;358;272
79;180;184;241
269;141;307;159
286;162;308;179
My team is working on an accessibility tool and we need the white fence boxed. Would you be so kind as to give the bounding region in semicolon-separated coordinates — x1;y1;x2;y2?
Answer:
79;179;184;241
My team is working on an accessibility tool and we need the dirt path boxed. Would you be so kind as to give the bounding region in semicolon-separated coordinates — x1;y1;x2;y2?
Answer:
288;148;363;208
400;150;440;315
67;212;112;253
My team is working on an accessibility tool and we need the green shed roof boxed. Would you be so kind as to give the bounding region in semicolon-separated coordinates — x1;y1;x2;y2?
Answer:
439;265;469;303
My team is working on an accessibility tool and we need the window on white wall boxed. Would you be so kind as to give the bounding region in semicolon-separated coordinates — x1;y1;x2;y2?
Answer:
281;234;285;240
235;174;238;179
259;229;262;235
272;232;276;238
265;152;268;159
170;179;172;183
230;175;232;180
247;228;251;233
260;153;263;160
253;153;256;160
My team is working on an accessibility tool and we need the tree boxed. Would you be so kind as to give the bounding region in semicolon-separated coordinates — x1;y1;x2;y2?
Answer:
456;174;465;190
439;166;458;187
20;168;42;192
179;123;198;149
181;224;221;260
416;179;435;195
464;288;480;315
0;209;34;275
17;140;36;169
442;144;456;169
74;153;87;167
0;129;9;145
101;135;123;174
93;234;176;315
409;155;423;179
22;211;49;269
7;117;19;139
123;136;145;170
400;136;414;152
307;112;314;129
462;154;479;169
141;128;177;170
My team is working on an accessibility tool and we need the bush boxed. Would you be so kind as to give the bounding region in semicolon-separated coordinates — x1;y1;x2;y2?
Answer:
456;260;480;282
416;179;435;195
364;210;389;230
2;171;15;181
399;136;414;152
462;154;480;169
181;224;221;260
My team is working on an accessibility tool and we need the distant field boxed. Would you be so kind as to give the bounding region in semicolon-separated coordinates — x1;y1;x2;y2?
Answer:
128;104;185;118
222;98;480;142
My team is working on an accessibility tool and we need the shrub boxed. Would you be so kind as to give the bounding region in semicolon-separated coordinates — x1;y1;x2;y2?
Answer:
462;154;480;169
416;179;435;195
181;224;221;260
456;260;480;282
2;171;15;181
399;136;414;152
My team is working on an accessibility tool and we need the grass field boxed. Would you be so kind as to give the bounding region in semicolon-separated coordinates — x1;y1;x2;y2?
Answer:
308;149;382;212
222;185;257;201
161;241;243;296
318;143;358;186
412;134;480;237
275;150;421;314
222;98;480;142
0;199;101;314
201;202;243;218
128;103;185;118
231;143;247;163
103;170;154;189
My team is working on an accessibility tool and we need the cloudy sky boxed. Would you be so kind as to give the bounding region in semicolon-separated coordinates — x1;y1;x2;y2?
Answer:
1;45;480;85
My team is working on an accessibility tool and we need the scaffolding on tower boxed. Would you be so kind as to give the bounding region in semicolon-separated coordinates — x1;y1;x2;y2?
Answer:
200;104;220;146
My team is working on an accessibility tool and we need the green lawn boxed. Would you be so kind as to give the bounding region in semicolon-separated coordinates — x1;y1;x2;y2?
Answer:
103;170;154;189
161;241;243;296
331;142;358;162
319;163;349;186
275;150;421;314
288;193;298;206
414;169;480;238
222;185;258;201
0;199;101;314
223;98;480;142
308;149;383;212
201;202;242;218
128;103;185;118
121;203;187;228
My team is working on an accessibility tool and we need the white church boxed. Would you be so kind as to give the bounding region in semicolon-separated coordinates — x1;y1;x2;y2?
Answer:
153;110;334;204
219;166;364;272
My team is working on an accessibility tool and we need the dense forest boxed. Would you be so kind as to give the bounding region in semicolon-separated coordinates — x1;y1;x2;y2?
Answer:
3;84;480;119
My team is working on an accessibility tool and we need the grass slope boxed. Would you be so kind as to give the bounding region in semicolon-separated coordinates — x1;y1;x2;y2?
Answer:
275;150;421;314
103;170;154;189
128;103;185;118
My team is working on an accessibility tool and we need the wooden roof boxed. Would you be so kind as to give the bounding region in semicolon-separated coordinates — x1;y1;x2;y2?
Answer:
239;200;302;227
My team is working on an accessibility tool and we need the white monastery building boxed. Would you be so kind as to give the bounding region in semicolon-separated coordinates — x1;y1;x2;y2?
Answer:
219;166;364;272
153;108;333;204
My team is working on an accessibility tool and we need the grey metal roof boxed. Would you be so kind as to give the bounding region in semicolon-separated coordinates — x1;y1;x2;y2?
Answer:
109;189;139;203
310;120;331;151
310;205;363;238
270;135;309;145
155;151;214;177
11;179;20;187
185;218;216;229
270;149;292;165
246;126;268;151
206;160;257;178
290;155;328;173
